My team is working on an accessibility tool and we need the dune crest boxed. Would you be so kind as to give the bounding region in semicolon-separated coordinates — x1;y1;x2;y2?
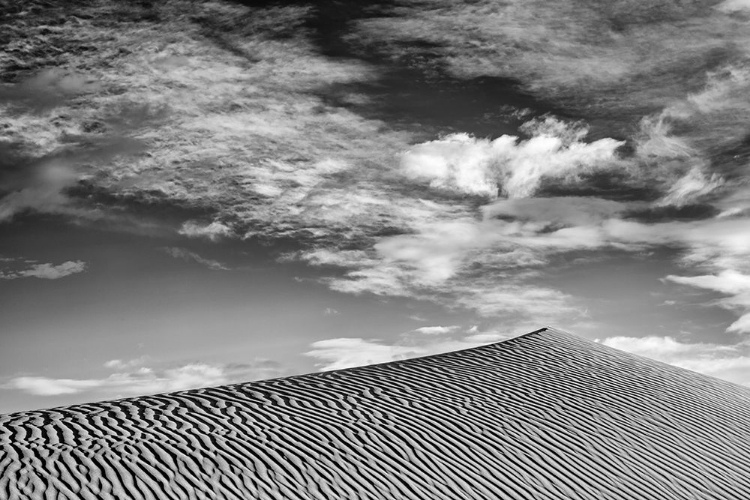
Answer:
3;327;750;499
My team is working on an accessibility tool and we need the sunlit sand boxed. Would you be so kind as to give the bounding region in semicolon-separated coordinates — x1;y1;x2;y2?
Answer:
3;328;750;499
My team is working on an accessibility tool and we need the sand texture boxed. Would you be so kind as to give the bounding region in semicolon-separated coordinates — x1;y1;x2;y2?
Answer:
3;328;750;499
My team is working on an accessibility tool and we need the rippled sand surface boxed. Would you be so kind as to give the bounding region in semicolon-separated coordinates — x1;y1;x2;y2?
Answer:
3;328;750;499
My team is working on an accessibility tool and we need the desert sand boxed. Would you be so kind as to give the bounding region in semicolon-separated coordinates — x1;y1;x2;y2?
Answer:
2;327;750;499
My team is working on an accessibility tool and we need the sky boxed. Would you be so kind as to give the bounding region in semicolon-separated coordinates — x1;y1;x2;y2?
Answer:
1;0;750;414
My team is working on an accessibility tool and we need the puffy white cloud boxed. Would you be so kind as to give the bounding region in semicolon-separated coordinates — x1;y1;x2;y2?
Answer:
602;336;750;386
0;260;87;280
402;118;624;199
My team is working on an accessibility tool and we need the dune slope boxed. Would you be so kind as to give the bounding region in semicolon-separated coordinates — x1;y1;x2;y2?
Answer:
2;327;750;499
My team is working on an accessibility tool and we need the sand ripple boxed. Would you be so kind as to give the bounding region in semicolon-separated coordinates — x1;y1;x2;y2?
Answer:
3;328;750;499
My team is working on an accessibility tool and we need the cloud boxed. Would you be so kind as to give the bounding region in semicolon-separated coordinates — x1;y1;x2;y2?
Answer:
0;260;86;280
306;327;515;371
6;0;750;348
664;271;750;333
305;338;418;371
179;221;233;241
7;377;101;396
602;335;750;386
665;270;750;296
717;0;750;13
483;197;628;225
454;285;575;319
402;117;625;199
655;167;723;208
103;357;148;370
5;360;284;397
2;1;608;333
297;197;602;326
323;308;340;316
0;158;78;222
0;69;103;112
352;0;750;128
413;325;459;335
0;139;145;223
162;247;228;270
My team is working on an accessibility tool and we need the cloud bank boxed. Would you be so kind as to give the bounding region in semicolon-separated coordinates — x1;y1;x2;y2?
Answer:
5;358;284;398
602;335;750;386
306;325;516;371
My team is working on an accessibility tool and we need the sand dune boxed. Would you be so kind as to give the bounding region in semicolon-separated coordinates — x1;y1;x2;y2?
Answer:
3;327;750;499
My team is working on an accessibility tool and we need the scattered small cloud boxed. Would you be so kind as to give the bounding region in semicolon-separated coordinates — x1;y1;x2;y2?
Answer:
323;308;340;316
